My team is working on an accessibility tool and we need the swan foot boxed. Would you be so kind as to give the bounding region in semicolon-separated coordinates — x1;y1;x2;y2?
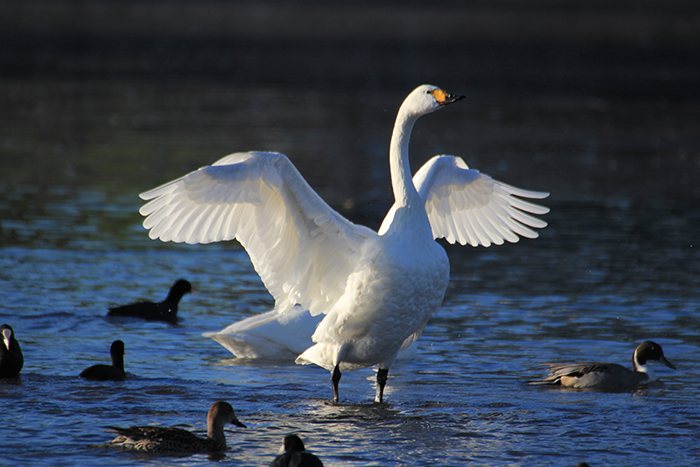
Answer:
331;365;342;403
375;368;389;403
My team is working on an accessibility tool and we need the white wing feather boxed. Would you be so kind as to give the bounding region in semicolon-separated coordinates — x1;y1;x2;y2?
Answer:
413;155;549;247
139;151;376;315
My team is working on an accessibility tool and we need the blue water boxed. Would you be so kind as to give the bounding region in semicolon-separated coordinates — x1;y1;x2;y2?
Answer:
1;183;699;466
2;18;699;461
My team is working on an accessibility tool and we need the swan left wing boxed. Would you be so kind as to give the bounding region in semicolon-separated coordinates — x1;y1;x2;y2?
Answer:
139;151;375;316
413;155;549;247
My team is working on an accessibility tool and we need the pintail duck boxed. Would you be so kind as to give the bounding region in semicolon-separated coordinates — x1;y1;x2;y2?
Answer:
107;279;193;324
0;324;24;378
107;401;245;454
532;341;676;390
269;434;324;467
80;340;126;381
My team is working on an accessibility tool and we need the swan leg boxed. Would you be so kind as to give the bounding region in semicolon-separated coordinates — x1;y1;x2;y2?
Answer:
375;368;389;403
331;365;342;403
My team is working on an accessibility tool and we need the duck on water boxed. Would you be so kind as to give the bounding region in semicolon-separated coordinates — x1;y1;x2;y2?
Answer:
269;434;324;467
531;341;676;390
79;340;127;381
107;279;193;324
0;324;23;378
105;401;245;455
138;85;549;402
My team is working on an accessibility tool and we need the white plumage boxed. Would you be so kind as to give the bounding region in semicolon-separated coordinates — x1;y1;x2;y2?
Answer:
202;305;418;361
139;85;549;402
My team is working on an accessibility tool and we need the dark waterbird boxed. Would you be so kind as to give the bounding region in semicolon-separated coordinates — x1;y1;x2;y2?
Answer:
79;340;126;381
531;341;676;390
106;401;246;454
270;434;324;467
0;324;24;378
107;279;193;324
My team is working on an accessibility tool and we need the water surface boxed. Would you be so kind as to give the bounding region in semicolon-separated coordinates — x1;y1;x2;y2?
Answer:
2;2;700;464
2;179;699;466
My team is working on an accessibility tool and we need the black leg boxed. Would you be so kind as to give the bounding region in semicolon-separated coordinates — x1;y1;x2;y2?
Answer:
376;368;389;403
331;365;342;403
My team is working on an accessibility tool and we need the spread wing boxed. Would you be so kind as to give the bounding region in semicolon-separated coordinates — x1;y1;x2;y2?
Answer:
139;151;376;315
412;155;549;247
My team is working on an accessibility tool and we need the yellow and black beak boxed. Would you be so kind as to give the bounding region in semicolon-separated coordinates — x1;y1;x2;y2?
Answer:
432;89;465;106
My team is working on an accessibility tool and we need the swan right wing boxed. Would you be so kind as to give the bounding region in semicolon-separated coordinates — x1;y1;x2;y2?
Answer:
413;155;550;247
139;151;376;316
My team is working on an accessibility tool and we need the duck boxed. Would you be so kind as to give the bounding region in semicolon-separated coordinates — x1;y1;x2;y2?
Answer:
106;401;246;454
0;324;24;378
80;340;127;381
269;434;324;467
138;85;549;402
203;305;417;361
531;341;676;390
107;279;193;324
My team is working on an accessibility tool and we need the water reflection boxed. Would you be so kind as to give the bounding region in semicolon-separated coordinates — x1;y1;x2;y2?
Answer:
1;189;699;465
1;56;700;467
3;79;699;211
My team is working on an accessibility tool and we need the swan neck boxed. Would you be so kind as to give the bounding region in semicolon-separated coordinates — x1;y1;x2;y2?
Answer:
390;109;420;207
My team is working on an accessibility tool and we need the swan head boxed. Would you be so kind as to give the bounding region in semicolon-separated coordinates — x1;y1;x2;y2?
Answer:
401;84;465;118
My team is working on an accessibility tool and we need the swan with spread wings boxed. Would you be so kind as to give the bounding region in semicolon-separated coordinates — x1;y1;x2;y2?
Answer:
139;85;549;403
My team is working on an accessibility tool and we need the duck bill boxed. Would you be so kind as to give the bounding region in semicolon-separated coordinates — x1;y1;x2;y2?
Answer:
660;355;676;370
231;417;246;428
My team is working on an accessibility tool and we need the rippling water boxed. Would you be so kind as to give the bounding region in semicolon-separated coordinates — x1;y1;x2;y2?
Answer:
2;3;700;461
2;182;699;466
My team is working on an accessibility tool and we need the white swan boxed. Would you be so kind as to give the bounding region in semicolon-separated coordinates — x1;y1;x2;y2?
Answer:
205;306;323;360
139;85;549;402
203;305;418;361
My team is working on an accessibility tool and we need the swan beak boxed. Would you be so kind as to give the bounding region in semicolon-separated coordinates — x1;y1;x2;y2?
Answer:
433;89;465;106
660;355;677;370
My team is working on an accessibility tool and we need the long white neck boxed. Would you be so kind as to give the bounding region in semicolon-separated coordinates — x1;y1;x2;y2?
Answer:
389;106;422;208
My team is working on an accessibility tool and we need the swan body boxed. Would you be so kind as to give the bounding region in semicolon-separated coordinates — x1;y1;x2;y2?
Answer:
204;305;417;361
204;306;321;359
139;85;549;402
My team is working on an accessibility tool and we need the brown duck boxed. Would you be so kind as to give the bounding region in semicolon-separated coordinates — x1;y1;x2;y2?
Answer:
106;401;245;454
